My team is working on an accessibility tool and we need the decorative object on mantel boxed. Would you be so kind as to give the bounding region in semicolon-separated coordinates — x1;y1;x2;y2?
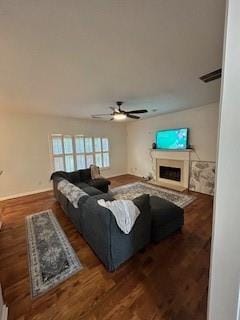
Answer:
26;210;83;298
111;182;195;208
189;161;215;196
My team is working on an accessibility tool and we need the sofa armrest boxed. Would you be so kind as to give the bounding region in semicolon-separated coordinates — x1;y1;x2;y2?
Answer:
88;178;111;193
52;176;64;201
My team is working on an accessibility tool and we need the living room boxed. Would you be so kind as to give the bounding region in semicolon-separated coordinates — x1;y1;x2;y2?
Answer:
0;1;240;320
1;102;218;200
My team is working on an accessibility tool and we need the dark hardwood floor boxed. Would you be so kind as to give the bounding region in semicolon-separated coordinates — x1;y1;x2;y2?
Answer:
0;174;213;320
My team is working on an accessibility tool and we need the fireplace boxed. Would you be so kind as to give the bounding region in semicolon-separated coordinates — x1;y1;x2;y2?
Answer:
151;150;191;192
159;166;181;182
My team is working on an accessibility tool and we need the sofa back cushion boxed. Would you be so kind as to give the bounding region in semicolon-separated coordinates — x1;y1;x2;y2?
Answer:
79;168;91;181
81;186;103;196
51;170;80;183
51;169;91;183
92;193;114;201
67;171;81;183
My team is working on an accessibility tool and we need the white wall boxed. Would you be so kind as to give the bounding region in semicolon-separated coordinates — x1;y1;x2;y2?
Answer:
127;103;219;177
0;112;127;199
208;0;240;319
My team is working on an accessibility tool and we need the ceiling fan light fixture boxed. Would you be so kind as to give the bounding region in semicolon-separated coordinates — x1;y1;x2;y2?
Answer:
91;101;148;120
113;113;127;121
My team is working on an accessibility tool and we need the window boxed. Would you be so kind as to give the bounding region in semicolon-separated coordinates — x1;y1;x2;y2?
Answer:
50;135;110;172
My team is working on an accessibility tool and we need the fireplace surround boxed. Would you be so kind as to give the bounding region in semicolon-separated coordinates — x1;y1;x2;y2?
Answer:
151;150;191;191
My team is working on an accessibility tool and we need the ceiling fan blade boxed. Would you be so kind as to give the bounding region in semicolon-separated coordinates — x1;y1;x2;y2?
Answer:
127;114;140;119
110;106;120;113
92;116;106;119
92;116;112;120
92;113;113;117
125;109;148;114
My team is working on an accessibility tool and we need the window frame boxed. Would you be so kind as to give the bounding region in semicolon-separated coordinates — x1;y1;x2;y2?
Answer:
50;134;110;172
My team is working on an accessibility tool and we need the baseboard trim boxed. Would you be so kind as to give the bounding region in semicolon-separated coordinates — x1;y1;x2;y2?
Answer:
0;172;129;201
0;188;52;201
108;173;135;179
105;172;128;178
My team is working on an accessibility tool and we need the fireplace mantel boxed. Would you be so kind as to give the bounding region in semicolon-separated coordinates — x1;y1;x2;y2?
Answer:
151;149;191;161
150;149;192;191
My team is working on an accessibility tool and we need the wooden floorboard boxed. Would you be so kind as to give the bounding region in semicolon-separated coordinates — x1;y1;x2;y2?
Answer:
0;174;213;320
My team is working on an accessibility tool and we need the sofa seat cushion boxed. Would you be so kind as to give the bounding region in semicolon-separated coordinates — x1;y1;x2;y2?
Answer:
74;182;90;189
92;193;114;201
81;186;103;196
150;196;184;242
88;178;110;188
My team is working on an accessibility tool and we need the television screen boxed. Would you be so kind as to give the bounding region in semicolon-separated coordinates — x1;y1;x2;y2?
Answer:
156;128;189;150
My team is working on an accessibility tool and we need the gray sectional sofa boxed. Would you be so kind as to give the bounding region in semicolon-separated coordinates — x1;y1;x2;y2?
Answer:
51;169;184;271
51;169;151;271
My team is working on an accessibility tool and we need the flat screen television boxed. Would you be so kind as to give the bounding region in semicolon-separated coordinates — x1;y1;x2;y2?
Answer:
156;128;189;150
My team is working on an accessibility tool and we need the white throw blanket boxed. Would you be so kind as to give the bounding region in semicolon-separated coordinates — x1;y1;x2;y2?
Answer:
97;199;140;234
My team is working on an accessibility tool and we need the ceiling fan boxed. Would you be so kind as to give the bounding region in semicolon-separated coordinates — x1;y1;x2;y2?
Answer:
91;101;148;121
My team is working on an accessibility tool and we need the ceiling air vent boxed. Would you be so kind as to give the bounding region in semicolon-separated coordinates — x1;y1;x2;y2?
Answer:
200;68;222;83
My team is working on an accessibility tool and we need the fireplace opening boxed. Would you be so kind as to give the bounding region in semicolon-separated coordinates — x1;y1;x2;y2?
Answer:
159;166;181;182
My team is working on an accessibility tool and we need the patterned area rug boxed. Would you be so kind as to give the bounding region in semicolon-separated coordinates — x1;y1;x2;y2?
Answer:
26;210;82;298
111;182;195;208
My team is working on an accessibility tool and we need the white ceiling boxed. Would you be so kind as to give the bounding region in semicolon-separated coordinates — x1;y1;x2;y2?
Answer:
0;0;225;120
